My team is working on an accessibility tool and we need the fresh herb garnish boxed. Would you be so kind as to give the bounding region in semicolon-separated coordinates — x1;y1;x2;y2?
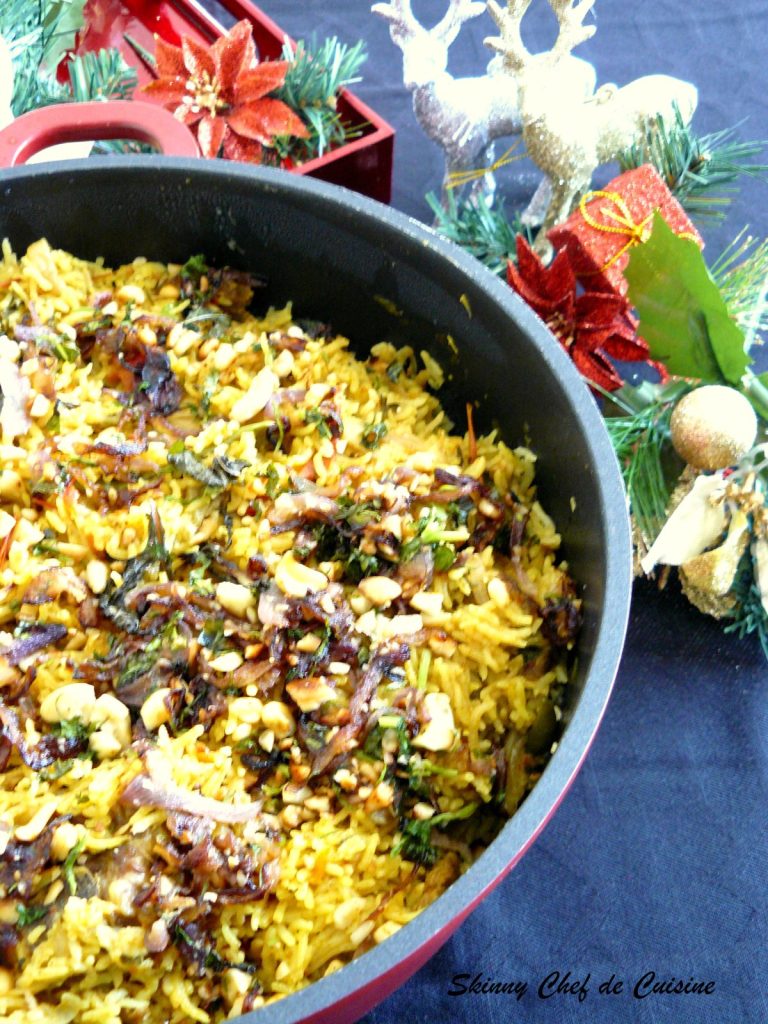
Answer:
393;802;478;867
200;369;220;417
168;450;249;488
16;903;48;927
51;718;91;743
173;923;259;975
62;837;85;895
361;421;388;449
305;407;332;439
264;463;281;499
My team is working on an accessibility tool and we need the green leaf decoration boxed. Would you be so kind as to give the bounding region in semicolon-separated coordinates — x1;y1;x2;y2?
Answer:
624;212;750;385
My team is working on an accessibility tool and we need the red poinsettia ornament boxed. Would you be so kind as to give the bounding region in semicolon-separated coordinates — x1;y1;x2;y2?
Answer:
506;236;662;391
142;20;308;162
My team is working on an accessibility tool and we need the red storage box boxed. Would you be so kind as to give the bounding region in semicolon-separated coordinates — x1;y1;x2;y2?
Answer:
76;0;394;202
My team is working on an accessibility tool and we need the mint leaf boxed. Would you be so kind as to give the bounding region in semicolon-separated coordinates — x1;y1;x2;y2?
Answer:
625;213;750;385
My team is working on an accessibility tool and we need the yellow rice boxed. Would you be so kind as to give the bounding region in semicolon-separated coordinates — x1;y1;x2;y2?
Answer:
0;239;578;1022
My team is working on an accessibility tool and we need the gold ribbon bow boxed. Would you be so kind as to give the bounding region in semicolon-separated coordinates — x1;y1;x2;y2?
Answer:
578;190;654;271
578;189;698;272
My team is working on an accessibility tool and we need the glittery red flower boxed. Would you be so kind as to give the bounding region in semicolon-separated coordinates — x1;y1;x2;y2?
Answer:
506;236;662;391
142;20;308;162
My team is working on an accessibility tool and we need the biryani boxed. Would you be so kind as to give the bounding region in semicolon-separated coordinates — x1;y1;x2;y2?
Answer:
0;239;580;1023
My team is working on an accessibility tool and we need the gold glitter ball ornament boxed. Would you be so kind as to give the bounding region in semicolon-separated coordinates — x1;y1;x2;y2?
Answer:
670;385;758;470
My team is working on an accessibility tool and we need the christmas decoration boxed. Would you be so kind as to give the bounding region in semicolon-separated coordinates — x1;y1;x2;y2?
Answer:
669;385;758;471
547;165;703;295
505;235;657;390
372;0;596;204
484;0;698;251
142;21;308;163
617;104;768;223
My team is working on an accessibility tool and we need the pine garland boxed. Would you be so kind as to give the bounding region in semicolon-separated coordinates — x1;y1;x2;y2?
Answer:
2;0;137;121
711;230;768;345
618;105;768;222
427;191;531;277
600;381;689;547
273;36;367;162
724;549;768;659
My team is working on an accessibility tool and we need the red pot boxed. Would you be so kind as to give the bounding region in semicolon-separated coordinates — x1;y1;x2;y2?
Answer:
0;103;631;1023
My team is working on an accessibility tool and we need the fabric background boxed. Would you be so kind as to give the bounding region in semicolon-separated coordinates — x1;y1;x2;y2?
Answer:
208;3;768;1020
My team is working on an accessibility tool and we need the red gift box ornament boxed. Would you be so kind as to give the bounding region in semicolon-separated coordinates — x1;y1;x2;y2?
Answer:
547;165;703;295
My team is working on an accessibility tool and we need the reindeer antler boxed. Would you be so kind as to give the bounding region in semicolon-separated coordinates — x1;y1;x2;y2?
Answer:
433;0;487;45
484;0;534;72
371;0;421;40
549;0;597;62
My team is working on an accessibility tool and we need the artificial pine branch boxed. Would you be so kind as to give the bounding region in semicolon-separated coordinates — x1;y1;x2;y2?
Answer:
710;229;768;346
67;49;137;103
2;0;75;115
600;380;689;547
274;36;367;160
618;105;767;222
427;191;530;277
724;550;768;659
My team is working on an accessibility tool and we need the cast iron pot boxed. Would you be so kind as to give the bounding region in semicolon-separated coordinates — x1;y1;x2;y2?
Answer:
0;150;631;1024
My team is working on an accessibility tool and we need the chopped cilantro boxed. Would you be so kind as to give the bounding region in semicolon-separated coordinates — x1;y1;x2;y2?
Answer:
16;903;48;927
361;422;388;449
51;718;91;743
63;837;85;895
393;802;478;867
264;464;281;499
305;407;332;439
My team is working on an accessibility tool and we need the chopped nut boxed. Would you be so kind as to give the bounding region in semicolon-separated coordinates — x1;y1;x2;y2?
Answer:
216;581;256;618
85;558;109;595
274;552;328;598
40;683;96;724
91;694;131;748
0;510;14;540
286;677;337;713
223;967;252;1006
272;349;294;378
117;284;145;304
139;688;173;731
413;691;456;752
229;697;263;725
258;729;275;752
333;768;358;792
212;342;237;371
51;821;85;861
146;918;170;953
208;650;244;672
412;802;436;820
487;577;510;607
167;323;198;355
365;781;395;812
349;593;372;615
261;701;296;738
231;367;279;423
29;393;52;420
295;633;322;653
358;575;402;607
409;591;444;616
280;805;302;829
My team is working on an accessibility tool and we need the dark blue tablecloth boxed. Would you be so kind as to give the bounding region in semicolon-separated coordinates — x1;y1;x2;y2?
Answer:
214;3;768;1019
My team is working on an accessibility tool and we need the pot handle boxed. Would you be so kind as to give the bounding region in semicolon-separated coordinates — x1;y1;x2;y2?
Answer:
0;100;199;167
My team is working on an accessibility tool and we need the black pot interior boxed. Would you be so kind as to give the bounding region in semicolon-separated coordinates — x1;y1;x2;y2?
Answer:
0;158;631;1023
